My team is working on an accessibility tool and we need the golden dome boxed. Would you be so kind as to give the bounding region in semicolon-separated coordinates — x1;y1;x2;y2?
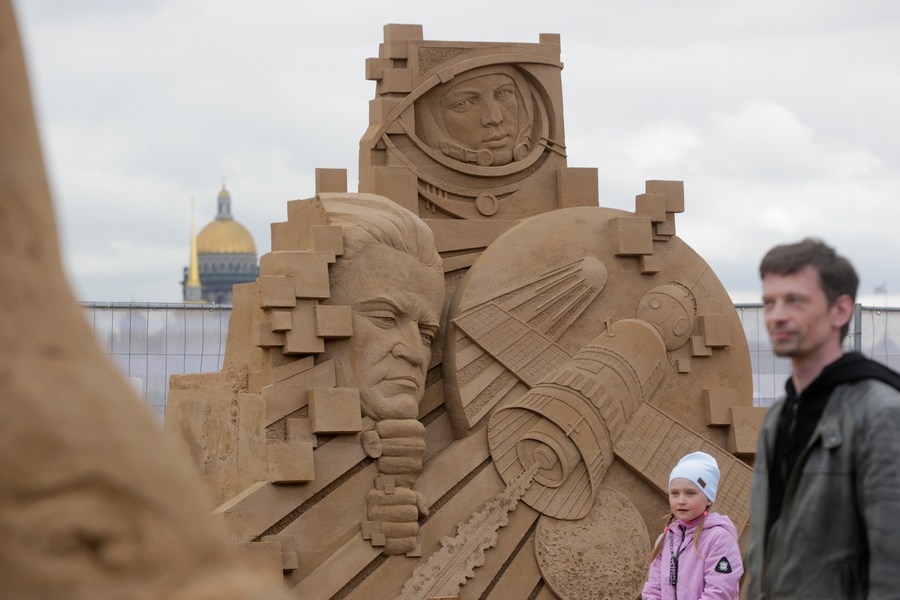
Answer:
196;184;257;255
197;219;256;254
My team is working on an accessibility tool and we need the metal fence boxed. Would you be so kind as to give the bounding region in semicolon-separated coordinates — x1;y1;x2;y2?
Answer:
83;302;900;421
737;304;900;406
83;302;231;421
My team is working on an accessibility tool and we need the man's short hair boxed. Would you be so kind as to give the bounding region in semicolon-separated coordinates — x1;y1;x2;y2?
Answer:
759;238;858;305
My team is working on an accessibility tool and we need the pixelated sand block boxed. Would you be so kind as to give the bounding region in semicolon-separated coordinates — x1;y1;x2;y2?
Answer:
361;520;385;546
655;214;676;237
557;167;598;208
610;216;653;256
635;193;667;223
690;336;712;357
381;68;413;93
728;406;767;457
366;57;392;80
381;23;422;60
269;197;329;252
703;388;738;426
258;275;296;309
640;254;662;274
268;442;315;483
315;304;353;338
700;315;732;348
645;180;684;213
284;300;325;355
270;310;292;332
260;252;331;299
253;321;285;348
261;533;299;571
309;387;363;434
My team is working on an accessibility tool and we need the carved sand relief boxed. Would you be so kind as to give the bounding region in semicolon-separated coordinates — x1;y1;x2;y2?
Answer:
160;25;759;600
441;194;754;596
535;486;650;600
360;25;598;279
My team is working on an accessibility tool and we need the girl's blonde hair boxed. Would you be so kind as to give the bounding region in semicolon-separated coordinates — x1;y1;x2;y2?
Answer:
647;505;711;566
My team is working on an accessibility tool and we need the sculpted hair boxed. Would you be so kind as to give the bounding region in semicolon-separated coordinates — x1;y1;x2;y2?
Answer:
321;193;443;277
759;238;858;338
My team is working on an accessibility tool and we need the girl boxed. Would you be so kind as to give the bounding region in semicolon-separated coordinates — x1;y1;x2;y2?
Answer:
642;451;743;600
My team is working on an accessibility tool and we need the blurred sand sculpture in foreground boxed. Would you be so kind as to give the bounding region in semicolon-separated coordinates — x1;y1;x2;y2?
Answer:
0;3;291;598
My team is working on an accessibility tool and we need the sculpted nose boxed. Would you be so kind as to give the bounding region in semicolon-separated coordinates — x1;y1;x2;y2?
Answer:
480;99;504;126
391;324;427;367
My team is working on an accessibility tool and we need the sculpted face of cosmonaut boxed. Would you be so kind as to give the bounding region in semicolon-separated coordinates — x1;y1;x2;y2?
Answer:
439;73;519;166
418;65;534;167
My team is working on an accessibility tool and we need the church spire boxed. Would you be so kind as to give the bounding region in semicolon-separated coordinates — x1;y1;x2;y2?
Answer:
183;198;204;303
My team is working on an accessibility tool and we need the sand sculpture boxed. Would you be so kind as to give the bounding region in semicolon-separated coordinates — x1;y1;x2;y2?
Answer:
165;25;762;599
0;3;291;598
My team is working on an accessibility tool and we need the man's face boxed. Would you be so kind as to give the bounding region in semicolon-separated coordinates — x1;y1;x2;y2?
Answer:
762;265;850;360
440;73;519;166
328;244;444;420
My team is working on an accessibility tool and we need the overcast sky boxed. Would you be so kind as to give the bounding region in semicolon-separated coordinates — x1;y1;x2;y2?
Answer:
12;0;900;305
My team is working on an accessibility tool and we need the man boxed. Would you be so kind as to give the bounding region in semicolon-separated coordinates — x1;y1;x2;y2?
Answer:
746;238;900;599
322;194;446;556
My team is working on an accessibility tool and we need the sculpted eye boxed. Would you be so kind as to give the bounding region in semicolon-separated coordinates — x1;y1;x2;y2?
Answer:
365;312;397;328
450;96;476;112
495;86;514;100
420;330;435;345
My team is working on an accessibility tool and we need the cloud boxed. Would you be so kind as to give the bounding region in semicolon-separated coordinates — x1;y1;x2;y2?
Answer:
611;123;702;171
12;0;900;306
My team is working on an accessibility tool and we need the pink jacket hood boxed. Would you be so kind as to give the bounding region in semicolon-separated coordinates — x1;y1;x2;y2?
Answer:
642;512;743;600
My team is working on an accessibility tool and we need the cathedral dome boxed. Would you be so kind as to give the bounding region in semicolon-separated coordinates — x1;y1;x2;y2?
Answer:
196;184;257;254
183;183;260;305
197;219;256;254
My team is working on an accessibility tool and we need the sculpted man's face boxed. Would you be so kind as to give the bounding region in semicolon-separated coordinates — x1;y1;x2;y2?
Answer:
328;243;444;420
440;73;519;166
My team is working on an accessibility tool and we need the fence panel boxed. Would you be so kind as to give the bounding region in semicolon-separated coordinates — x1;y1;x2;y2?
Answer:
82;303;230;422
82;303;899;420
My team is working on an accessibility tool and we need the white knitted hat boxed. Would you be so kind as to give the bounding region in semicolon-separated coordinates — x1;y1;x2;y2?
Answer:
669;451;720;503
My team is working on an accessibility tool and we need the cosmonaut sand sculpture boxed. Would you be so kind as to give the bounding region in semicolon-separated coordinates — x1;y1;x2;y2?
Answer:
165;25;762;599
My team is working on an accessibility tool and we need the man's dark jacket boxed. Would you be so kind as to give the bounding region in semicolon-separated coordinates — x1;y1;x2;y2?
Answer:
746;353;900;599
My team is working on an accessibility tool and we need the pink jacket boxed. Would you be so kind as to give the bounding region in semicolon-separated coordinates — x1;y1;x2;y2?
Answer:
642;512;743;600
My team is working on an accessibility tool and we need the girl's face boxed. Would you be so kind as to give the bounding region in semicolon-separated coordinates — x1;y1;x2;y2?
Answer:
669;478;709;522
